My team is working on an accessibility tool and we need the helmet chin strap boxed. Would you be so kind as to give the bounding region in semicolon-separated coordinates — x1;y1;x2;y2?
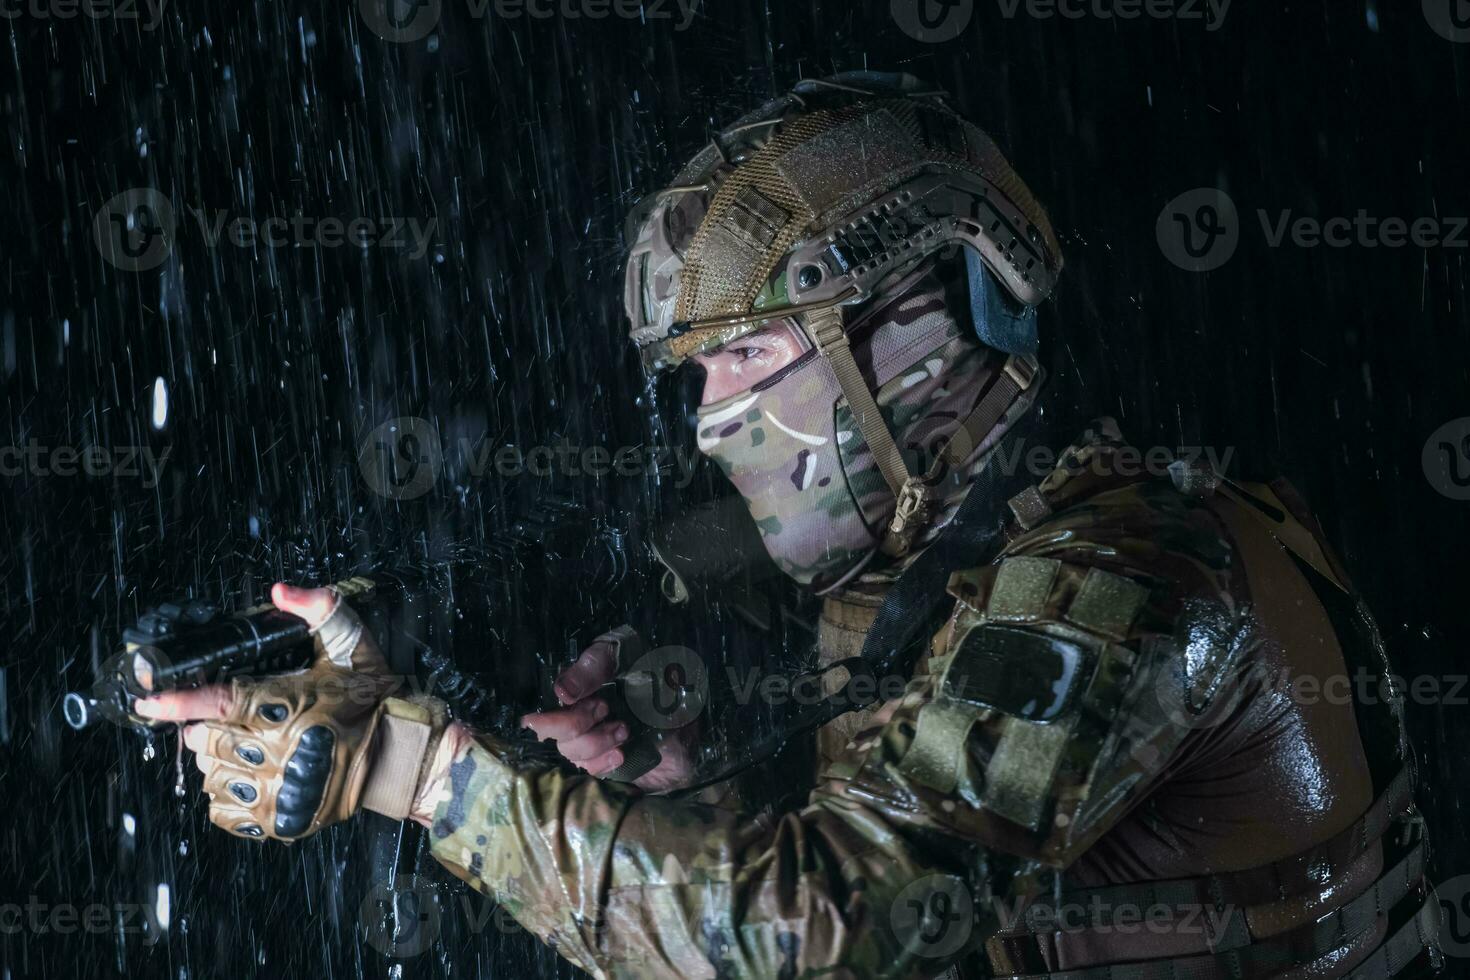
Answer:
801;304;1040;559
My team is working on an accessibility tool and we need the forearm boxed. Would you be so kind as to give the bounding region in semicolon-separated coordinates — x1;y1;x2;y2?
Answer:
411;723;974;979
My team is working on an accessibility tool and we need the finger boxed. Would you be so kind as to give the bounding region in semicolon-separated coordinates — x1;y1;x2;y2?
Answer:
581;747;625;777
554;642;620;705
182;723;210;754
284;584;387;674
135;684;234;722
179;725;218;775
520;697;610;742
183;723;210;770
205;763;263;811
206;795;267;840
556;719;631;763
271;583;339;629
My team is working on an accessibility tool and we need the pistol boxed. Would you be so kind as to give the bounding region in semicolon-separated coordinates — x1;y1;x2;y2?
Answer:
62;576;395;731
62;573;675;787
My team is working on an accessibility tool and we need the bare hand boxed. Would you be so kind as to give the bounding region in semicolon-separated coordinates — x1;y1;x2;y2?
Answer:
520;629;697;792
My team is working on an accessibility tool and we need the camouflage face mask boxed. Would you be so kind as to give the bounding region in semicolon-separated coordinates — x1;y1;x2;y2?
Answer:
696;275;998;591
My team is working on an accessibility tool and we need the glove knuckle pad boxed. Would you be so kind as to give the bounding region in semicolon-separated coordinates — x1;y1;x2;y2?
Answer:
273;724;337;839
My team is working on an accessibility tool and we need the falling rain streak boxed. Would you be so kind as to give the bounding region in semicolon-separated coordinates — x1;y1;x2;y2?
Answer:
1;2;1467;979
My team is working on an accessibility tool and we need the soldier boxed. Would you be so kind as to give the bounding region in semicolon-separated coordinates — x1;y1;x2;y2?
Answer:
138;73;1442;978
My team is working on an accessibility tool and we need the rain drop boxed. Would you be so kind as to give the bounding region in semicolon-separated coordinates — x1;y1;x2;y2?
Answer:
155;884;172;929
152;377;169;430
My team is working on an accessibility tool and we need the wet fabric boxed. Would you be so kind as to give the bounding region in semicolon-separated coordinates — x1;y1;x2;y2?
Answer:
696;270;1003;590
421;425;1431;979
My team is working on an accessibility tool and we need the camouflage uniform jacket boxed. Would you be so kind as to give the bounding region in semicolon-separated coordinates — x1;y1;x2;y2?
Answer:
423;425;1432;979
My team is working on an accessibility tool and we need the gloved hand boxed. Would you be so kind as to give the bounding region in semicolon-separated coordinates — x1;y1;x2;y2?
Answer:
136;584;446;841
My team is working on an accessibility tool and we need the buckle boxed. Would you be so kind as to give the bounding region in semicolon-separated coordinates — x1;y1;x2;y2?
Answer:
803;305;848;349
1003;355;1037;391
887;479;935;553
895;479;932;524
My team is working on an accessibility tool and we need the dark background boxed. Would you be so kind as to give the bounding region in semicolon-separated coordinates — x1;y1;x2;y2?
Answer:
3;0;1468;977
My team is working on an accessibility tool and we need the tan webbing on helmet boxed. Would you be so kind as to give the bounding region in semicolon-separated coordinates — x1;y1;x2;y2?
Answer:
804;305;913;501
672;97;1063;329
929;355;1037;481
675;109;860;324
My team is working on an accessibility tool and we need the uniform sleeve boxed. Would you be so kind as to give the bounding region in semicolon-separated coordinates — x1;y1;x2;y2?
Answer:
425;699;1002;979
425;485;1252;979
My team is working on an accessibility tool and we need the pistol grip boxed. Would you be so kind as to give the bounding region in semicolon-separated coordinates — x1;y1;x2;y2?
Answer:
596;679;662;784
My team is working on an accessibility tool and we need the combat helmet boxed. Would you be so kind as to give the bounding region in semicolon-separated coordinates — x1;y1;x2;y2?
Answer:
624;71;1062;559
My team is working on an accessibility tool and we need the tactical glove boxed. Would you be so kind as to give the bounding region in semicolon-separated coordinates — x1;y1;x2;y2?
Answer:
184;590;446;841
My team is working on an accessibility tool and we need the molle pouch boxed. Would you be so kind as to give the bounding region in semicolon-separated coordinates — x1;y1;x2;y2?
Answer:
942;624;1091;724
896;557;1154;848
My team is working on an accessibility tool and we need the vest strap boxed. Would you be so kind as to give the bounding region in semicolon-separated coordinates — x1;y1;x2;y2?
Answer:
1020;769;1414;929
1002;830;1429;980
